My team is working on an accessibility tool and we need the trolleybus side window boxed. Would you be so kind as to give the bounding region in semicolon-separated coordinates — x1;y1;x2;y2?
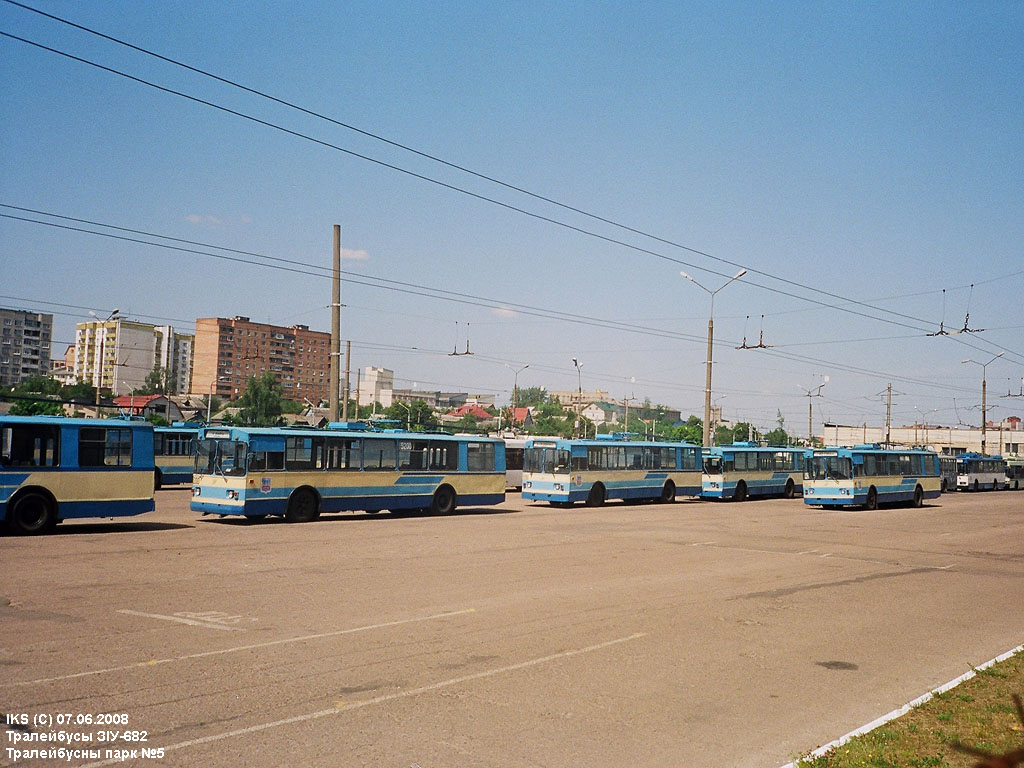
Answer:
285;436;325;470
466;441;495;471
326;438;361;470
682;447;697;470
1;423;59;467
249;447;285;471
80;427;132;467
363;438;397;470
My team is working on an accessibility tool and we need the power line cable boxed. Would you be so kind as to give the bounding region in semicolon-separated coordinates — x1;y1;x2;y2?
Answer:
7;26;1021;354
2;211;988;398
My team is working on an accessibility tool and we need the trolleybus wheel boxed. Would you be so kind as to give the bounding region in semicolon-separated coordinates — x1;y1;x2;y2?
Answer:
8;492;56;535
285;489;320;523
154;469;162;491
430;486;457;515
734;481;748;502
912;485;924;508
865;487;878;510
658;481;676;504
784;479;796;499
586;484;606;507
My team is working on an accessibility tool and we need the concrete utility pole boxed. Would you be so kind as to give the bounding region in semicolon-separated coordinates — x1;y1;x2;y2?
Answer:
885;383;892;448
680;269;746;447
330;225;341;422
342;340;351;420
963;353;1004;455
355;368;361;420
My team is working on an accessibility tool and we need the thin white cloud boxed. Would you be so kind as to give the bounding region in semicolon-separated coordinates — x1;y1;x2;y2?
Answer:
492;307;517;318
185;214;223;226
342;248;369;261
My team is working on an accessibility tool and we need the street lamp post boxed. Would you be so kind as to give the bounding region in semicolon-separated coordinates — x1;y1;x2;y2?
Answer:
208;376;231;424
505;363;530;433
90;309;119;414
962;353;1004;454
571;358;583;439
397;400;413;430
680;269;747;446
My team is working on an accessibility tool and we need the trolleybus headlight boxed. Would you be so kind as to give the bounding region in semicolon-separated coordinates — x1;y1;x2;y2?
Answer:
806;488;814;495
226;490;238;500
192;487;201;497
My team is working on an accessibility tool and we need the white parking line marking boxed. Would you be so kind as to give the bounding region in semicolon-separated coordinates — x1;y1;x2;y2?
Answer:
12;608;476;687
777;641;1024;768
117;610;246;631
78;632;648;768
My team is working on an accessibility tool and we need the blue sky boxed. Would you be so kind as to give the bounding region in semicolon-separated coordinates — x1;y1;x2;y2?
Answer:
1;0;1022;435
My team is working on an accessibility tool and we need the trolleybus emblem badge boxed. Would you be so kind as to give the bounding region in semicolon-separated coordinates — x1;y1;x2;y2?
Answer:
260;476;272;494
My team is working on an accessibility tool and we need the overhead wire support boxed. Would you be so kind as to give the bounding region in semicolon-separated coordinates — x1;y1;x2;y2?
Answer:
736;315;773;350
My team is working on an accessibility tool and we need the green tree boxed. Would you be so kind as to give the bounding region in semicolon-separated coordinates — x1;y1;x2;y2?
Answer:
764;427;790;446
514;386;547;408
61;381;97;403
9;397;64;416
11;375;62;396
234;373;285;426
454;414;480;433
137;366;167;395
714;425;734;446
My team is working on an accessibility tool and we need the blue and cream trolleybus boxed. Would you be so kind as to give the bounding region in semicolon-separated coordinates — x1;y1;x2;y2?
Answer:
954;453;1006;491
701;443;806;501
153;423;201;488
521;434;702;507
190;422;505;521
1;415;156;534
803;445;941;509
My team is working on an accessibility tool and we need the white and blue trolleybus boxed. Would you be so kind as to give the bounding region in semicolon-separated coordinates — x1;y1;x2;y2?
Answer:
955;452;1006;491
701;443;806;501
1;415;156;534
521;434;702;507
803;445;941;509
190;422;505;521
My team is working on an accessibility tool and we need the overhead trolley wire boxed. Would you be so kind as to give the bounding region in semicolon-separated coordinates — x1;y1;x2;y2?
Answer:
2;209;984;397
7;22;1022;359
9;0;1024;368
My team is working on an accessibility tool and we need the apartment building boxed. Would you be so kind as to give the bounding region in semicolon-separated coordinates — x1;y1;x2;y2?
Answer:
192;316;331;403
74;318;194;396
0;307;53;387
155;325;194;394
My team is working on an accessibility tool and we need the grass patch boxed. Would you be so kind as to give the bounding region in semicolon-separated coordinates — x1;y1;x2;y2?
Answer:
795;649;1023;767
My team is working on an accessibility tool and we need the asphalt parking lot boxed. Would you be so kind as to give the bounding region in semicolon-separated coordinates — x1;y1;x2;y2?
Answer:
3;490;1022;767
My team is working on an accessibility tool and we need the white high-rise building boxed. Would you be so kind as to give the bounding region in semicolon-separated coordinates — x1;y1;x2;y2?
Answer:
358;366;394;407
75;318;194;396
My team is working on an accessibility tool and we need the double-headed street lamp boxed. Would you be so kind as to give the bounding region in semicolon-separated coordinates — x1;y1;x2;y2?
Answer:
962;352;1004;455
505;363;530;431
680;269;747;446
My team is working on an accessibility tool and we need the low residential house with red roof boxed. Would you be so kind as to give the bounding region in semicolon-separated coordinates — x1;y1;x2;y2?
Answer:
441;403;497;428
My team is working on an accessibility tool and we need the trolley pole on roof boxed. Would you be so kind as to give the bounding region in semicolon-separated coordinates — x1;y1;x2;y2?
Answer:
330;225;342;422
